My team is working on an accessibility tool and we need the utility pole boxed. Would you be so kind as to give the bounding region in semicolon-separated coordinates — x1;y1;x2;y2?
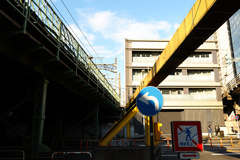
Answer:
119;73;121;98
94;57;121;97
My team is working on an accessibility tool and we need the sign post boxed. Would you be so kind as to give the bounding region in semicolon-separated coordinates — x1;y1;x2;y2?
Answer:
150;116;154;160
136;86;164;160
171;121;203;159
235;115;240;138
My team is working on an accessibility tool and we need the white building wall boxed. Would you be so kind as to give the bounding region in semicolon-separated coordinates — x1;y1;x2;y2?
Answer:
125;39;225;135
217;22;235;92
127;40;222;108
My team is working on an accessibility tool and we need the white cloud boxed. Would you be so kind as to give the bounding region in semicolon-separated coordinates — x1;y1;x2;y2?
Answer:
73;9;180;59
66;24;97;56
93;46;113;57
77;10;174;44
174;23;180;30
110;21;171;43
67;24;115;57
88;11;115;32
68;24;95;45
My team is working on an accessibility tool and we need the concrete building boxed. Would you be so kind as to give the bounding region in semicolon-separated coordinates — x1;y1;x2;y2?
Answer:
217;22;235;90
217;9;240;135
125;39;225;136
229;10;240;75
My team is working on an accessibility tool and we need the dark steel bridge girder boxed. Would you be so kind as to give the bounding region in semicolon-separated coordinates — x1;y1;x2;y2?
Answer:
0;3;120;111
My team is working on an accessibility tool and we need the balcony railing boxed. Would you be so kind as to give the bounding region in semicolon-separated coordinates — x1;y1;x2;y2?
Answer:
164;75;214;81
133;75;214;82
163;94;216;100
132;57;212;66
183;58;212;63
132;57;158;63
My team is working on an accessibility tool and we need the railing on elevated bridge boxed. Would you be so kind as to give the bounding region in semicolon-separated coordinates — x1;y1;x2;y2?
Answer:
226;73;240;92
8;0;120;103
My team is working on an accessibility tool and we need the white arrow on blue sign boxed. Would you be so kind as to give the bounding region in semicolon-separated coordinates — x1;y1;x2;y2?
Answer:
136;86;164;116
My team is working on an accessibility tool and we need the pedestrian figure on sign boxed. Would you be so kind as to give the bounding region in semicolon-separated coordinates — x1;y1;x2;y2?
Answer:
208;125;212;138
185;127;192;142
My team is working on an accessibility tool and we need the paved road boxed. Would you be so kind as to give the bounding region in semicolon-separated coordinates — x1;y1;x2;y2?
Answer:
160;143;240;160
161;149;240;160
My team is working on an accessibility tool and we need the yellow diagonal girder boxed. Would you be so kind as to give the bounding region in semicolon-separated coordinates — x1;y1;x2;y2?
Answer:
100;105;138;146
100;0;239;146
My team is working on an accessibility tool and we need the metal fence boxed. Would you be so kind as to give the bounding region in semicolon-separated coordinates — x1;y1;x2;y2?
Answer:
226;73;240;92
7;0;120;103
43;139;146;151
0;150;25;160
51;152;92;160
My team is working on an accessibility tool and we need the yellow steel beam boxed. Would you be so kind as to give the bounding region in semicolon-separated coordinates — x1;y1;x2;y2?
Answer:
100;105;138;146
126;0;239;109
100;0;239;146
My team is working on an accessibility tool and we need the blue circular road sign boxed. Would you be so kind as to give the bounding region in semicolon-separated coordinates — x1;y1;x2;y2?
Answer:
136;86;164;116
236;115;239;120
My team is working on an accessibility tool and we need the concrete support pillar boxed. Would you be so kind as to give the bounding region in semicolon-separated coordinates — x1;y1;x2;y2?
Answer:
31;78;49;159
93;105;99;140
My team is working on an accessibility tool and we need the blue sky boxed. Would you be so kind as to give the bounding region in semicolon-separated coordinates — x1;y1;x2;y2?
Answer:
49;0;196;103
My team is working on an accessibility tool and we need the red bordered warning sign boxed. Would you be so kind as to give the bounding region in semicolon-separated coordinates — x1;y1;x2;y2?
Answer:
171;121;203;152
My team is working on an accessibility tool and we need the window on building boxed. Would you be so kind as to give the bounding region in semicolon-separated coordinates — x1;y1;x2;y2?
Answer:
133;53;140;57
152;52;161;57
187;70;213;76
133;88;137;94
132;69;148;81
133;69;141;81
189;88;215;95
170;69;182;75
133;70;141;76
142;53;150;57
132;51;161;62
160;88;183;94
189;52;211;58
201;53;210;58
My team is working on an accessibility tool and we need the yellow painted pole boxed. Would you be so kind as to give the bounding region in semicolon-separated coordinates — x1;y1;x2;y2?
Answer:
145;116;150;146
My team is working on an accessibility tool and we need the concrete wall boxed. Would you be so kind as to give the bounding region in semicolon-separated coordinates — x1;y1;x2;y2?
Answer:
184;109;225;133
157;109;225;134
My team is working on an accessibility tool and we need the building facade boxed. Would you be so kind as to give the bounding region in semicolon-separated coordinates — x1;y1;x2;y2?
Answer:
217;9;240;134
229;9;240;75
216;22;235;91
125;39;225;135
